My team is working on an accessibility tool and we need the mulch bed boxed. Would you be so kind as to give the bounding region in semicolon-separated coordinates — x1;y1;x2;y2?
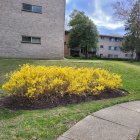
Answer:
0;89;128;110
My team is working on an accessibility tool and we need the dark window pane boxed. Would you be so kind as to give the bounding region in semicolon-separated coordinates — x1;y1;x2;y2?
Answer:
108;54;113;58
22;36;31;43
32;6;42;13
109;46;112;50
125;54;129;57
32;37;41;44
23;3;32;11
100;54;103;57
101;36;104;39
100;45;104;48
114;46;117;51
109;38;115;42
114;55;118;58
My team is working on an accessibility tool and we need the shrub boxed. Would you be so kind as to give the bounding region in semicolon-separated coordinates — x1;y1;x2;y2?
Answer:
2;64;122;99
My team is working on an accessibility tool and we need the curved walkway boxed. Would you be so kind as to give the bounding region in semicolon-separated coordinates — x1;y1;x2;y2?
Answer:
58;101;140;140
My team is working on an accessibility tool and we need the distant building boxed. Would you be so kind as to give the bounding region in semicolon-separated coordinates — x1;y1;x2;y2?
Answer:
64;32;136;59
0;0;65;59
97;34;135;59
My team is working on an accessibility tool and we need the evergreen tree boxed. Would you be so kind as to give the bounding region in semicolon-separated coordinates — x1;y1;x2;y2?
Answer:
121;1;140;60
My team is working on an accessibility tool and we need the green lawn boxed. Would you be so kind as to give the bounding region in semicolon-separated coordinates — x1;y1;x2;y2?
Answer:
0;59;140;140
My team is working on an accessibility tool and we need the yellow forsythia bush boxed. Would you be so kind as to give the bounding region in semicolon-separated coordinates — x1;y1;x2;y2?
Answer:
2;64;122;99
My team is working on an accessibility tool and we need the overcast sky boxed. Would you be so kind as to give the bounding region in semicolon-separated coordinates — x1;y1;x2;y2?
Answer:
66;0;125;35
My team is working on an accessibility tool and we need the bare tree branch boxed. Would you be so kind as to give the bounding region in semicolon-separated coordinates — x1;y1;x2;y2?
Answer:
113;0;137;21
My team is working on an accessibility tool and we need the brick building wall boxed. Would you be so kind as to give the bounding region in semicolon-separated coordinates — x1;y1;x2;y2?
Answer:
0;0;65;59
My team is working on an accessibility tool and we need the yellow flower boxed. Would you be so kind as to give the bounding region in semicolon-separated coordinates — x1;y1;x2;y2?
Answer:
2;64;122;99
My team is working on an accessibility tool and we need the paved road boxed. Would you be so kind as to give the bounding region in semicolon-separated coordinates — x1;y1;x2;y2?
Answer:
58;101;140;140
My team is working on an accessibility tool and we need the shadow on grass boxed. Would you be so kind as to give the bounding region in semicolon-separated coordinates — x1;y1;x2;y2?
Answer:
0;108;23;121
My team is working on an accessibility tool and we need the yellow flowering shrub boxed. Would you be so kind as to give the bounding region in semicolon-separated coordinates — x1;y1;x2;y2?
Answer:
2;64;122;99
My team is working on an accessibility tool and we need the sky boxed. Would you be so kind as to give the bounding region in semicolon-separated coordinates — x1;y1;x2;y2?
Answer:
66;0;125;35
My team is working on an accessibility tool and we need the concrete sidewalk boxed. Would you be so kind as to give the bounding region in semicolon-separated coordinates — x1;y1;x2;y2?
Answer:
57;101;140;140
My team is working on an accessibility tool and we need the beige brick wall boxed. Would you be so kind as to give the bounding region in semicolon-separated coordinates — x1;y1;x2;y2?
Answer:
0;0;65;59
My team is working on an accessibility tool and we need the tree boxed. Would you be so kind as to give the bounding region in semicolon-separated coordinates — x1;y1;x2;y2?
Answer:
68;10;98;59
122;35;136;61
122;1;140;60
113;0;137;21
113;0;140;60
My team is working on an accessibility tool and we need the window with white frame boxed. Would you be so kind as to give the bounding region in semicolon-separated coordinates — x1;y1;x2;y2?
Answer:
109;46;114;50
22;3;42;14
22;36;41;44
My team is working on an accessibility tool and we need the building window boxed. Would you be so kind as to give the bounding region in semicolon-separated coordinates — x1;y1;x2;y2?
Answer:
23;3;32;11
100;54;103;58
108;54;113;58
109;46;114;50
22;3;42;14
114;46;120;51
114;46;117;51
100;45;104;48
32;37;41;44
115;38;122;42
109;38;115;42
115;38;118;42
114;55;118;58
101;36;105;39
109;37;122;42
22;36;31;43
32;5;42;13
22;36;41;44
125;54;132;57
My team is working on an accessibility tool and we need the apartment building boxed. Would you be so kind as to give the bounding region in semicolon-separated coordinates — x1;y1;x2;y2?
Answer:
0;0;65;59
64;32;135;59
96;35;135;59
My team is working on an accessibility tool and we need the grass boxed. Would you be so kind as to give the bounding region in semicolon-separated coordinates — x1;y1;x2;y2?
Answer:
0;59;140;140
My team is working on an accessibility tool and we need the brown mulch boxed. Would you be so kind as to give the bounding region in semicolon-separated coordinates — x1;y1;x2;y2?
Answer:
0;89;128;110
